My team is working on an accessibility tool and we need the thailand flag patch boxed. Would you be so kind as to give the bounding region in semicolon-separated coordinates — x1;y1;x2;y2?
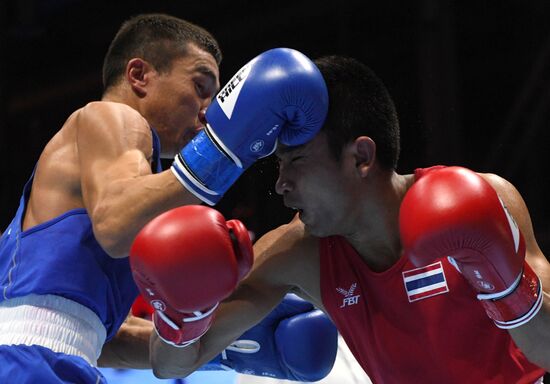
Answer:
403;261;449;302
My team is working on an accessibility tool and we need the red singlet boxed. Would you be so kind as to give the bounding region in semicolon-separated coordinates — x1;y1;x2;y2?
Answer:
319;167;544;383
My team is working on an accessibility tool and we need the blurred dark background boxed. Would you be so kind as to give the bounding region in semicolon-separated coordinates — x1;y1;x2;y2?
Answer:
1;0;549;250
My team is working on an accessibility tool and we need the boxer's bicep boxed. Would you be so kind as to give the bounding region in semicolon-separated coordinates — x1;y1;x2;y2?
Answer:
223;219;322;317
251;218;312;291
76;102;160;256
253;216;323;309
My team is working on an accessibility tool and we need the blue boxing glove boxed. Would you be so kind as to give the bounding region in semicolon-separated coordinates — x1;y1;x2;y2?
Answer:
200;294;337;381
171;48;328;205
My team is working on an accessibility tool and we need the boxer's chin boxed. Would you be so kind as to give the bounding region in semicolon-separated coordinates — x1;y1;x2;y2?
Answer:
182;126;204;147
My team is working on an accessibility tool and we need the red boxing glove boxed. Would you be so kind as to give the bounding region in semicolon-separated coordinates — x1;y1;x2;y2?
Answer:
399;166;542;329
130;206;253;347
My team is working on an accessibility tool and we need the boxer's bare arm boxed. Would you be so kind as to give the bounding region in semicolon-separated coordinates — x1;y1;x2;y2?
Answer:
76;102;200;257
482;174;550;369
149;214;322;379
98;314;153;369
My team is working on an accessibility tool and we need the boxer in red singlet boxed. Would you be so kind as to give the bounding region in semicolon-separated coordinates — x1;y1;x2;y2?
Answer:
152;55;550;383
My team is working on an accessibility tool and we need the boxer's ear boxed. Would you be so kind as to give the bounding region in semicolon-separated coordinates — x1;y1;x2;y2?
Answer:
353;136;375;178
126;58;155;97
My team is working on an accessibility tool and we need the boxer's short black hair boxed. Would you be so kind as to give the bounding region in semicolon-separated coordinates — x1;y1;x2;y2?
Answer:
314;56;400;170
102;13;222;92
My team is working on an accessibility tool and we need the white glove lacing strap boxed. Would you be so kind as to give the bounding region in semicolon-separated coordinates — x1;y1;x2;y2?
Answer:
155;303;219;348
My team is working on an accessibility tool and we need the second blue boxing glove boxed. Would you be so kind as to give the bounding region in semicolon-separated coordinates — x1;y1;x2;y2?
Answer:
200;294;338;381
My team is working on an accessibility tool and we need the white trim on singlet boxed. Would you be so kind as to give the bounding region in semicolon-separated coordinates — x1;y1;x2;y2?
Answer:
0;294;106;366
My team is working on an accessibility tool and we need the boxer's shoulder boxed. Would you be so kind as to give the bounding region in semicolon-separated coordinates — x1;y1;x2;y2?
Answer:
255;214;318;262
74;101;150;138
71;101;152;160
79;100;145;119
477;172;514;196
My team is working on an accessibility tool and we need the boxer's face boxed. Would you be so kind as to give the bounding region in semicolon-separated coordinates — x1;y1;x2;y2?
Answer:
276;133;360;237
143;43;220;157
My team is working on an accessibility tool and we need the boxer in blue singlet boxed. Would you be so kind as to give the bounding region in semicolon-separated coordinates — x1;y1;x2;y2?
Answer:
0;12;335;383
0;14;222;383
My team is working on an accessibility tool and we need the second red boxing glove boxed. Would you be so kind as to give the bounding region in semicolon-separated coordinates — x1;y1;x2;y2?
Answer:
130;205;253;347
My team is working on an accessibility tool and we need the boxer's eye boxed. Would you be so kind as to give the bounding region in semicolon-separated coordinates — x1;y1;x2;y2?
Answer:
290;156;304;164
195;81;206;97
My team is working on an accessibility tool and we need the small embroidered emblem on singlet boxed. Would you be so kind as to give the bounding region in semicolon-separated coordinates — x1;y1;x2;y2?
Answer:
336;283;361;308
403;261;449;302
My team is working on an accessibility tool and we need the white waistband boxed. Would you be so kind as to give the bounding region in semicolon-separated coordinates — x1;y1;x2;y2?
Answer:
0;294;106;366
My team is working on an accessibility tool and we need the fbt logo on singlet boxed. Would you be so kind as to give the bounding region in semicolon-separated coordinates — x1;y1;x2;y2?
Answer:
336;283;361;308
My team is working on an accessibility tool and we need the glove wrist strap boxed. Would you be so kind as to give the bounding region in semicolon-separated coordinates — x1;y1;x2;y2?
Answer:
478;262;543;329
171;127;243;205
153;323;203;348
153;304;218;347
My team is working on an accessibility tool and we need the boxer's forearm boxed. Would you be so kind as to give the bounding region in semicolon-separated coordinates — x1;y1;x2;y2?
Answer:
509;291;550;370
149;301;258;378
150;283;287;378
507;248;550;370
89;170;200;258
98;316;152;369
